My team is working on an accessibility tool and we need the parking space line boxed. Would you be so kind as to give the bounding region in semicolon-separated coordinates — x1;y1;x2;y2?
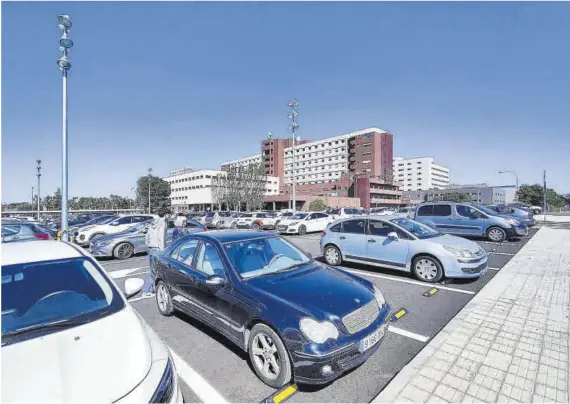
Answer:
108;267;148;279
489;252;515;256
169;347;229;404
489;267;501;271
128;293;155;303
388;326;429;343
99;257;148;265
342;268;475;295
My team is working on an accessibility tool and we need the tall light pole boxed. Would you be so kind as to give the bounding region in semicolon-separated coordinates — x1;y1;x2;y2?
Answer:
36;159;42;220
498;170;519;201
57;14;73;241
130;187;135;212
288;99;299;213
148;168;152;214
31;186;35;209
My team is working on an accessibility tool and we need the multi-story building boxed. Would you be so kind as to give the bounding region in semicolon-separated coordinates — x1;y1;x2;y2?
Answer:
393;157;450;191
164;168;279;212
220;154;263;172
404;184;517;205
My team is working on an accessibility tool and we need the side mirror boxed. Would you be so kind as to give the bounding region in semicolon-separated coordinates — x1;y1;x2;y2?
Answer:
387;232;399;240
140;228;148;234
124;277;145;298
205;275;225;287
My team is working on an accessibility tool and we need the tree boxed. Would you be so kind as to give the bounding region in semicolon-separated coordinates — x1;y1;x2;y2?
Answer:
309;199;327;211
517;184;542;206
135;175;171;214
441;192;472;202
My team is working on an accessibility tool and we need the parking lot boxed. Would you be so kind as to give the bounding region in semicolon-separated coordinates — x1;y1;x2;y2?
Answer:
97;227;539;403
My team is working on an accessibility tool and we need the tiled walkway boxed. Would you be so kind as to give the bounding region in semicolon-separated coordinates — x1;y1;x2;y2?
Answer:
374;227;570;403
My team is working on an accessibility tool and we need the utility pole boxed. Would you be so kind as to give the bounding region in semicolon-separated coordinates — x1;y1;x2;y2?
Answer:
31;186;35;209
288;99;299;213
543;170;547;223
148;168;153;214
36;160;42;220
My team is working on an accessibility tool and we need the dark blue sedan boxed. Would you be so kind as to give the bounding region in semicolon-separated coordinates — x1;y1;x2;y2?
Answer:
149;231;391;388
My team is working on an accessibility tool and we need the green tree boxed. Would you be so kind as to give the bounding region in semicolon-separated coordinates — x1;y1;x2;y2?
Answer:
443;192;472;202
309;199;327;211
136;175;171;214
517;184;542;206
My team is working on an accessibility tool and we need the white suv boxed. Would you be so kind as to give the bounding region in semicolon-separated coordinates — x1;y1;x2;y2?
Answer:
235;212;278;230
75;215;155;246
277;212;333;235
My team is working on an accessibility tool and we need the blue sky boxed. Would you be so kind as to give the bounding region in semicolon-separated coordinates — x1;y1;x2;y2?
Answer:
2;1;569;202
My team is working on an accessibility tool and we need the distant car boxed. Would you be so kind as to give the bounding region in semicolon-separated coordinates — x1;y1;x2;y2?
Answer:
326;208;360;220
1;240;183;403
488;205;536;227
150;231;390;388
235;213;278;230
413;201;527;242
394;207;415;219
2;221;55;243
321;216;488;282
90;220;171;259
216;212;245;229
70;215;117;239
507;202;542;215
75;215;155;246
277;212;333;235
370;207;397;216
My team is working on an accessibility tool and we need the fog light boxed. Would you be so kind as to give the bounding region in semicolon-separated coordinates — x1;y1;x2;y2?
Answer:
322;365;333;375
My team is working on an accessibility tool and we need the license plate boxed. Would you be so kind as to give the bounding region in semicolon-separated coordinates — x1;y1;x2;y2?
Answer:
359;324;386;353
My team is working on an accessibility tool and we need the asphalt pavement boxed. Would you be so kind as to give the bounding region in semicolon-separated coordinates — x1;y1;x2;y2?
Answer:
97;227;540;403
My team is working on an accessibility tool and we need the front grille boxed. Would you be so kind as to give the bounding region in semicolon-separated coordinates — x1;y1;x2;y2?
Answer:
462;262;487;273
342;299;379;334
278;226;288;231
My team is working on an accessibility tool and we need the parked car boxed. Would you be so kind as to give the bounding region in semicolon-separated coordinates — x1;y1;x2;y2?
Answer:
235;213;278;230
70;215;117;239
413;202;527;242
370;207;397;216
216;212;245;229
1;240;183;403
394;207;415;219
1;221;55;243
321;216;488;282
150;231;390;387
326;207;360;220
507;202;542;215
75;215;155;246
488;205;536;227
277;212;333;235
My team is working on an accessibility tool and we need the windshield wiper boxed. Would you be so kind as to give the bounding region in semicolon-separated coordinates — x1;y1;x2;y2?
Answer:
2;318;90;338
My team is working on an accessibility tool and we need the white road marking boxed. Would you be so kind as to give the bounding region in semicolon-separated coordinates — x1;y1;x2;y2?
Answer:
342;268;476;295
388;326;430;343
489;252;515;256
489;267;501;271
100;256;148;266
128;293;155;302
169;348;229;404
108;267;148;279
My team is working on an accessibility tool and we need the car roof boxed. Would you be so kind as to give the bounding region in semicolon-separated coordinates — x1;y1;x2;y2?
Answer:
1;240;84;266
189;230;274;244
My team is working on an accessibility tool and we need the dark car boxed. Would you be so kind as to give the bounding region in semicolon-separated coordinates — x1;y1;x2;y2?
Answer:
150;231;391;388
1;221;55;242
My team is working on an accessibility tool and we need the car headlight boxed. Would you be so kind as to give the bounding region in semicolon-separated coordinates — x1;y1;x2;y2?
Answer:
299;318;339;344
507;218;520;226
442;245;474;259
288;221;299;226
373;285;386;308
150;357;175;403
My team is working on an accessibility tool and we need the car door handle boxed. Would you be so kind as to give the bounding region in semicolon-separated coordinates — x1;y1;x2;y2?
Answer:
368;239;376;243
339;236;346;240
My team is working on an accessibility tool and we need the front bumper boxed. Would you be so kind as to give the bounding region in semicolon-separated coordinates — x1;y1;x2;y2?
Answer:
289;304;391;385
443;255;488;279
278;225;298;234
89;243;114;257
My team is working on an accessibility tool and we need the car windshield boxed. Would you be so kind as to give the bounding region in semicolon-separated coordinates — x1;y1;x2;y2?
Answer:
472;204;498;216
391;218;441;239
225;237;311;279
126;220;151;233
1;257;124;345
230;213;243;218
291;213;308;220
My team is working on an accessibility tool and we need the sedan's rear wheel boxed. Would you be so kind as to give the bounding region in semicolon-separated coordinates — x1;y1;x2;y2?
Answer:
231;222;237;229
248;324;292;388
113;242;134;260
324;245;342;266
156;281;174;316
412;255;443;283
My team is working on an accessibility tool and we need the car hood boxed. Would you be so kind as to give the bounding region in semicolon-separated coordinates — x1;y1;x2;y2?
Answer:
428;234;484;254
2;307;152;403
247;262;375;320
278;218;304;226
95;230;140;243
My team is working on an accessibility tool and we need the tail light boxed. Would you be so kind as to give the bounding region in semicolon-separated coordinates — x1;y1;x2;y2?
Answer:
321;231;326;237
35;233;50;240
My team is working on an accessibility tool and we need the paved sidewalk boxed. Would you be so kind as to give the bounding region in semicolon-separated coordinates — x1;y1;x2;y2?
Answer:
374;227;570;403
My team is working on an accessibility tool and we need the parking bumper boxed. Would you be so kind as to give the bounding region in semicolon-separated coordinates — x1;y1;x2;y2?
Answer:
289;304;391;385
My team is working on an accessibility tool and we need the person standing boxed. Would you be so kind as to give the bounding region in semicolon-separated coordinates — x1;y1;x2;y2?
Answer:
172;215;189;241
142;208;168;296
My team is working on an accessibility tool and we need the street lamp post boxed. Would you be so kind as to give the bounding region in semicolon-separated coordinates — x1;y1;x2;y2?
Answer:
148;168;152;214
287;99;299;213
36;159;42;220
57;14;73;241
31;186;34;209
498;170;519;201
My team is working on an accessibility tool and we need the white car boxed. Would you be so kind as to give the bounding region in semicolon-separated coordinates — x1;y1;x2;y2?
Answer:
326;207;361;221
235;212;278;230
277;212;333;235
75;214;155;246
1;240;183;403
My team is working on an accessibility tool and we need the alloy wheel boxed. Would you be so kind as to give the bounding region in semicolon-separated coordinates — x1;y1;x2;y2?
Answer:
117;243;133;259
415;258;438;280
157;283;169;313
251;333;281;380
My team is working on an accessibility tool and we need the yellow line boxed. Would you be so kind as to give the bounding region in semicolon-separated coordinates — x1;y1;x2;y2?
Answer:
273;385;297;403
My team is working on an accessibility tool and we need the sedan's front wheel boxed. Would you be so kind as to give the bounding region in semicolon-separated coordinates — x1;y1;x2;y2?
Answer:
248;324;292;388
156;281;174;316
412;255;443;283
487;226;507;242
324;245;342;266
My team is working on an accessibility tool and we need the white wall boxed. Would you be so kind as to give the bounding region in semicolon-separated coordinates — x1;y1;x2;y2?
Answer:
394;157;450;191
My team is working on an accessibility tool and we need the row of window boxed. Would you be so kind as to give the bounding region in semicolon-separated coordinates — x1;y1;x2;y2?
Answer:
285;147;346;158
285;139;346;155
168;174;210;184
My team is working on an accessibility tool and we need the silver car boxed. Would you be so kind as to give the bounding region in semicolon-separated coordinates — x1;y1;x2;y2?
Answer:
90;220;176;260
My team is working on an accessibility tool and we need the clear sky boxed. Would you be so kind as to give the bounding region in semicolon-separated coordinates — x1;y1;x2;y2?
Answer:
2;1;569;202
